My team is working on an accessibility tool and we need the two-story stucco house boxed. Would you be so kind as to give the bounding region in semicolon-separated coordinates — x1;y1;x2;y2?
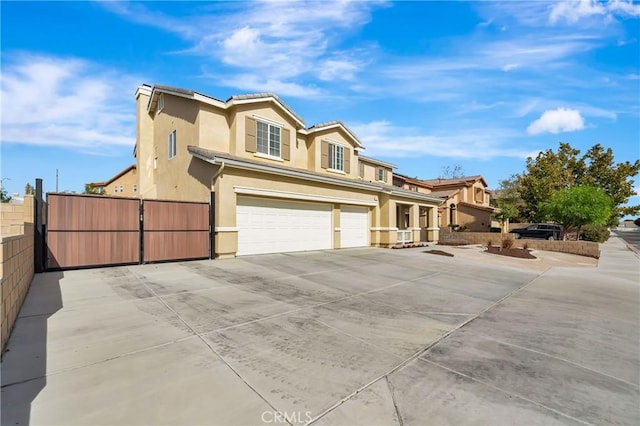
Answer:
421;175;497;231
393;174;498;232
87;164;138;197
134;84;443;258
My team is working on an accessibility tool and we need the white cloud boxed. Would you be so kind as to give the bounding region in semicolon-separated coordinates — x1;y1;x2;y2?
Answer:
350;121;530;160
526;108;585;134
608;0;640;16
502;63;520;72
318;58;362;81
550;0;607;24
220;74;321;98
1;54;141;152
549;0;640;24
103;1;383;97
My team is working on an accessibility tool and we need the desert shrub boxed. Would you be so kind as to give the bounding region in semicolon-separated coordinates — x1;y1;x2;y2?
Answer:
487;240;493;248
580;225;610;243
502;239;514;249
522;241;529;250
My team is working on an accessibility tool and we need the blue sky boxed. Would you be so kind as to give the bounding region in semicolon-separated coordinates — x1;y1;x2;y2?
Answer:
1;1;639;210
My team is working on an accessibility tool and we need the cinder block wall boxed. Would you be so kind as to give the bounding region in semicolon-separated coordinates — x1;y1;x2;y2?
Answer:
1;196;35;351
439;231;600;258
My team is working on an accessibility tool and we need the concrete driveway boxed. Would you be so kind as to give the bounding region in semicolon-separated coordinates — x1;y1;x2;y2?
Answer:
2;237;638;425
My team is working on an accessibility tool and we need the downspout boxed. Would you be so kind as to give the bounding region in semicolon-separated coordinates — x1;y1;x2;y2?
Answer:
211;161;225;188
209;161;224;260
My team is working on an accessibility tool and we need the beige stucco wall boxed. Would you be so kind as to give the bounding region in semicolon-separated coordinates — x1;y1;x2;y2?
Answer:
143;93;213;201
198;104;230;154
457;204;492;232
307;128;358;178
136;90;156;198
359;160;392;185
104;168;138;198
229;104;305;167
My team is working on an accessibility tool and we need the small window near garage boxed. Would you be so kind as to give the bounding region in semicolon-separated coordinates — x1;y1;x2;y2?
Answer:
168;130;177;159
377;167;385;182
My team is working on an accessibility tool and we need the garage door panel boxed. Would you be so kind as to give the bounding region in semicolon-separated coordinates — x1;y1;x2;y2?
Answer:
340;206;369;248
237;197;332;256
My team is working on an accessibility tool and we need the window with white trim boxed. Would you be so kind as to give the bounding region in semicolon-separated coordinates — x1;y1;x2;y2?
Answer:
377;167;385;182
256;120;281;157
158;93;165;113
168;130;177;159
328;143;344;171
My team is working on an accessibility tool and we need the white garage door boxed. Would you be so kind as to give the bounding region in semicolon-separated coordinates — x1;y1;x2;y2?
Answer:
236;197;332;256
340;206;369;248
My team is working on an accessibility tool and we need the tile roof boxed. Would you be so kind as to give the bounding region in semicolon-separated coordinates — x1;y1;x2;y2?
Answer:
420;175;484;186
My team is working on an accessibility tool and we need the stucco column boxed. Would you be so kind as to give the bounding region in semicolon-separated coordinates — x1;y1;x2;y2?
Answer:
427;206;440;242
333;204;341;249
213;173;238;259
410;204;420;243
378;195;396;247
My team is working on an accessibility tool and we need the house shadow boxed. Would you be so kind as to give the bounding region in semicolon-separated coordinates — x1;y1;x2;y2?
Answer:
1;269;63;425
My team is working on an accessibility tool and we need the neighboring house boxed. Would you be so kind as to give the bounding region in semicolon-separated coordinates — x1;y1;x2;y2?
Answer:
134;84;443;258
87;165;138;197
419;175;497;232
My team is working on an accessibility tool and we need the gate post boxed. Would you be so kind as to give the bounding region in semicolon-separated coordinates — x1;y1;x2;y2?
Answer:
34;178;45;273
210;191;216;259
139;200;144;264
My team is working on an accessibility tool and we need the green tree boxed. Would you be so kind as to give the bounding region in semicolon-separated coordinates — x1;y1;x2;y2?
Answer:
517;143;583;222
540;186;612;240
490;175;526;223
578;144;640;224
0;188;11;203
83;184;101;195
24;183;35;195
493;204;518;229
517;142;639;224
0;179;11;203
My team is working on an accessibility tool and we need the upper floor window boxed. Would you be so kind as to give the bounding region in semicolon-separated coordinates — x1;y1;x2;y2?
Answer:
257;121;281;158
328;143;344;171
158;93;165;113
168;130;177;159
377;167;385;182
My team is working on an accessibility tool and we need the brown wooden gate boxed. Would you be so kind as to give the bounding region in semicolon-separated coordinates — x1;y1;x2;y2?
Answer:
45;194;210;270
46;194;140;269
142;200;209;263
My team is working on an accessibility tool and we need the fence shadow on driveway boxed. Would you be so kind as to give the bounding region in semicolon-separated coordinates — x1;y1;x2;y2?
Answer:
1;271;63;425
